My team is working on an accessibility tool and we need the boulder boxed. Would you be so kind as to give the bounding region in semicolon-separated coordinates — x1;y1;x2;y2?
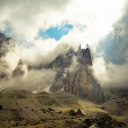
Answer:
69;110;77;116
76;109;84;116
0;105;3;110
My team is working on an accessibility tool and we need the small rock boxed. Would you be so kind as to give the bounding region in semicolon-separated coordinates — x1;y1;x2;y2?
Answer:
89;123;99;128
99;107;105;110
41;108;46;113
24;106;27;109
0;105;3;110
84;119;92;126
76;109;84;116
91;112;112;121
55;111;62;114
31;108;34;111
69;110;77;116
48;108;55;112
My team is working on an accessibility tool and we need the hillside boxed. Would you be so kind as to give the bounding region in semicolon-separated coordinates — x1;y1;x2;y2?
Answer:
0;89;127;128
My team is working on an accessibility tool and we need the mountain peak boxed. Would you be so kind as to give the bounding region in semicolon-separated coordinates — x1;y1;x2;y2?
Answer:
47;45;104;103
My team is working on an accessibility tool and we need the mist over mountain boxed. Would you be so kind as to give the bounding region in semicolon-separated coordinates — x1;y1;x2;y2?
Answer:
0;29;128;102
0;0;128;90
0;35;128;127
0;33;105;103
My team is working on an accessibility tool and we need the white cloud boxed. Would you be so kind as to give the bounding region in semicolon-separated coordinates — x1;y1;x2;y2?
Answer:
92;57;128;87
67;56;80;73
0;0;125;45
0;0;71;42
0;0;127;90
0;69;56;91
21;38;69;66
3;39;21;71
60;0;125;49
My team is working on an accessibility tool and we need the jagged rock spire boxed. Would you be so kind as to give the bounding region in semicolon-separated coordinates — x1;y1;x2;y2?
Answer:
87;44;94;61
47;44;104;103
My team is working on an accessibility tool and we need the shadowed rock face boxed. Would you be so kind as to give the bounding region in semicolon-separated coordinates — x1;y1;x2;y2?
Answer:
0;33;14;79
65;66;104;102
48;48;75;92
0;33;12;57
12;59;27;77
48;46;105;103
65;48;104;103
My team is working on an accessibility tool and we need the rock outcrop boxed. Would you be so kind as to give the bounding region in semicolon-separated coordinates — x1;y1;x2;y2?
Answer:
12;59;28;77
65;48;104;103
48;48;74;92
48;45;104;103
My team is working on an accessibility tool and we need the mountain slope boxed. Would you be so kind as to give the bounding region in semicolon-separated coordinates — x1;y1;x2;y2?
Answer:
0;89;127;128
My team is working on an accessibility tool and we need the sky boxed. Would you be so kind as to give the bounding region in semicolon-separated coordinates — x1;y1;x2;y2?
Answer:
0;0;128;89
37;24;73;41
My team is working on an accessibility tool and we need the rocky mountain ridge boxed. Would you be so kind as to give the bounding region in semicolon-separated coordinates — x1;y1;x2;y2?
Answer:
47;45;105;103
0;33;128;128
0;33;105;103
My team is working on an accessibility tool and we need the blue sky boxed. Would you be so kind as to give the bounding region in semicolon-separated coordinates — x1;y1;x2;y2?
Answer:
0;23;73;47
37;24;73;41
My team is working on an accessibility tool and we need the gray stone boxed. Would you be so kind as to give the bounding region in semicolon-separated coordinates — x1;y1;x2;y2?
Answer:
89;123;99;128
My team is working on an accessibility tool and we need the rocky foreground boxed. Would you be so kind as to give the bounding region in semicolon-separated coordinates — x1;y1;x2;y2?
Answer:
0;89;127;128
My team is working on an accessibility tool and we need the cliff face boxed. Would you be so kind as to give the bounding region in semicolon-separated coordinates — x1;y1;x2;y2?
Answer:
48;46;104;103
65;67;104;103
65;48;104;103
48;49;73;92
